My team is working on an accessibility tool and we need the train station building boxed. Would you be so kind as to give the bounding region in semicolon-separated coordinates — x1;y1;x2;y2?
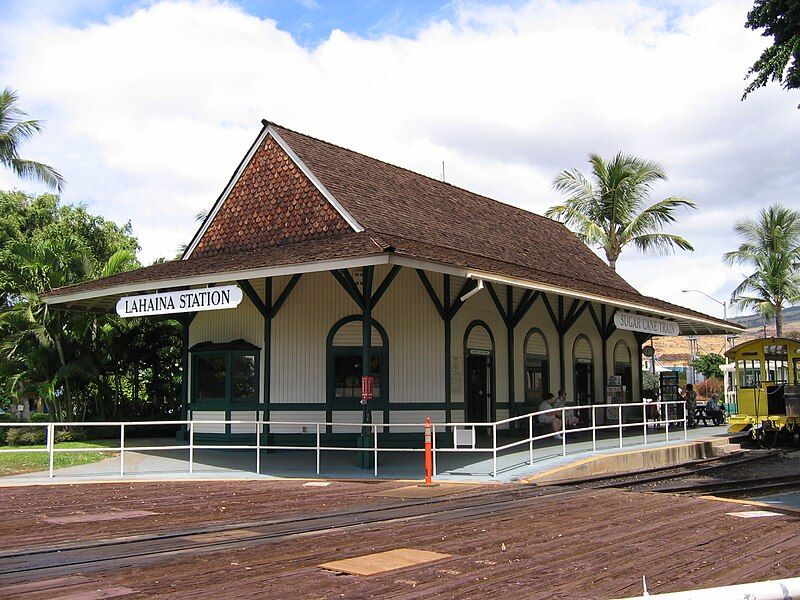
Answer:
42;121;743;444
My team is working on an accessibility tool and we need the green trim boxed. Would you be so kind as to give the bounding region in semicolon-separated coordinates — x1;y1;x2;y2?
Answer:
272;274;302;316
572;333;595;405
330;269;364;309
326;314;389;430
191;347;261;435
263;277;272;430
444;274;452;422
415;269;445;319
238;279;268;318
463;319;497;422
372;265;401;307
523;327;550;405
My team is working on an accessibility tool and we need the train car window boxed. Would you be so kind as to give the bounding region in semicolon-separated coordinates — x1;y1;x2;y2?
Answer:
738;359;761;388
764;344;788;383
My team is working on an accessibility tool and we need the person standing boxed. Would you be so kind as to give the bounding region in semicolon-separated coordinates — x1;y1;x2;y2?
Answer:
683;383;698;426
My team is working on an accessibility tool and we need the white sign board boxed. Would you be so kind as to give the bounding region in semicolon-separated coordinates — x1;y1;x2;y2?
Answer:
116;285;243;318
613;311;680;337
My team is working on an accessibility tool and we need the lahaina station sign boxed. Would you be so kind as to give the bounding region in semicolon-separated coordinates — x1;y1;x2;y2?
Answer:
116;285;243;318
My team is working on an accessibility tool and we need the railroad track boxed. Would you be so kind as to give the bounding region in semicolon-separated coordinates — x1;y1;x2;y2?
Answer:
645;474;800;497
540;449;780;490
0;484;577;584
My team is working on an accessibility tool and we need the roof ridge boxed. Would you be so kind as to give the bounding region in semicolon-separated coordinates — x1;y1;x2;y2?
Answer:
265;120;567;228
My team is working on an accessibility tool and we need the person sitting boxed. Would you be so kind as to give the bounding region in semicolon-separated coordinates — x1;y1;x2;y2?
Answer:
705;393;725;425
538;393;563;440
553;389;579;427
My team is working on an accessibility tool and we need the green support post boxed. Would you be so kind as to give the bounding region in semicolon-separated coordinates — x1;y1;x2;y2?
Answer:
360;266;375;469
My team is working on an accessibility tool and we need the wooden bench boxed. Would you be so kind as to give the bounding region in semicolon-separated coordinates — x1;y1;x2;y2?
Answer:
692;406;725;426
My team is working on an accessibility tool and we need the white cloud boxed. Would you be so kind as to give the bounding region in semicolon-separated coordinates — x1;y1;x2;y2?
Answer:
0;0;797;314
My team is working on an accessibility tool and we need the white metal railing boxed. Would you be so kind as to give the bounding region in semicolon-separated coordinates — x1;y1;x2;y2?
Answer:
0;400;687;480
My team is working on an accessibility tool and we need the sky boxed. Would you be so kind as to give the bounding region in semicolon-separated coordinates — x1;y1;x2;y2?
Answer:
0;0;798;320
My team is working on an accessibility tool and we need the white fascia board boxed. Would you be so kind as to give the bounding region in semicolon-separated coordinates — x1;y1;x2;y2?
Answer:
466;271;743;333
388;256;741;334
44;255;389;307
267;126;364;233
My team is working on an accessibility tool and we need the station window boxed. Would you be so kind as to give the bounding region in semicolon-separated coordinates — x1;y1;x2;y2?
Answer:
191;340;260;405
333;354;381;400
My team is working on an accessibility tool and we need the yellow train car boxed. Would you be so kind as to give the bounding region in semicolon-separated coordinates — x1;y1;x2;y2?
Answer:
726;337;800;447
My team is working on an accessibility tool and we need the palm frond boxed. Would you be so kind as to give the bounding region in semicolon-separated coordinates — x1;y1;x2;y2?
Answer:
9;158;65;192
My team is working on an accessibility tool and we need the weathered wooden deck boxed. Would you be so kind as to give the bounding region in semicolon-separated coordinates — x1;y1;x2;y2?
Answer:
0;480;797;599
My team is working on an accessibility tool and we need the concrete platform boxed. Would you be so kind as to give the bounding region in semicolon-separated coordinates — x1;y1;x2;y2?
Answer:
0;424;734;485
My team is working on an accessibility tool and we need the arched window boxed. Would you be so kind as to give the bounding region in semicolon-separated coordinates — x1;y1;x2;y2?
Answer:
614;340;633;402
464;321;495;423
523;328;549;406
572;335;594;406
326;316;388;409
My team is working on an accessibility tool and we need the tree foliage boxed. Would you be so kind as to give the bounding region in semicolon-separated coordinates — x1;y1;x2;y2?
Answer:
724;204;800;336
743;0;800;107
0;88;64;191
0;190;183;421
546;153;696;270
691;353;725;379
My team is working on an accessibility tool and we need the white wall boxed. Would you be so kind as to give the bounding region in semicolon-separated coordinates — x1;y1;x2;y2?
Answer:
188;268;645;427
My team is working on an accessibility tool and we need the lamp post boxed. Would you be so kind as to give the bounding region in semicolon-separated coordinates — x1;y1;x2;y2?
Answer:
681;289;733;411
681;289;727;321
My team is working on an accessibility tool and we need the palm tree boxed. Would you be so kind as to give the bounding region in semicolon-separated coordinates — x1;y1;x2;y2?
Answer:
724;204;800;337
0;236;136;420
0;88;64;191
546;153;696;270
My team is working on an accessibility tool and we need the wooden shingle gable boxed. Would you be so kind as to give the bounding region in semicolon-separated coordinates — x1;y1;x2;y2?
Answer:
184;124;363;259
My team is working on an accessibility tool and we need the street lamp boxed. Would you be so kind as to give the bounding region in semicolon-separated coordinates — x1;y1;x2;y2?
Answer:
681;289;727;320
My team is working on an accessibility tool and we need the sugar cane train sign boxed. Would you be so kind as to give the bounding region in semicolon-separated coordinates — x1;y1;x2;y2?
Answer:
613;311;680;337
116;285;243;317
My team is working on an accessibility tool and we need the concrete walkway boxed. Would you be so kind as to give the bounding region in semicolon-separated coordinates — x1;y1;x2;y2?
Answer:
0;424;732;485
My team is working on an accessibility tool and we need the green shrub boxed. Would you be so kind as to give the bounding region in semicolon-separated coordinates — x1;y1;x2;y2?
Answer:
29;412;50;423
54;428;89;443
6;427;46;446
0;413;16;445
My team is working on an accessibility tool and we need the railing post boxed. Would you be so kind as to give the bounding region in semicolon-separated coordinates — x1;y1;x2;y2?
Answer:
316;423;321;476
665;402;670;442
591;406;596;452
48;423;54;479
683;401;688;440
120;423;125;477
373;424;378;477
431;423;437;477
561;408;566;457
528;414;534;466
618;405;623;448
188;421;194;475
255;421;261;475
492;423;497;478
643;403;647;446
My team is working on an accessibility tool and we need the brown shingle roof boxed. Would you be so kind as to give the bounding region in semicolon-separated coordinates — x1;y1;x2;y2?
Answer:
43;120;743;332
272;124;639;296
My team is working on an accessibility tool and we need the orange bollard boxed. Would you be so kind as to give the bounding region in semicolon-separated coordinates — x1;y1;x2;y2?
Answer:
424;416;433;485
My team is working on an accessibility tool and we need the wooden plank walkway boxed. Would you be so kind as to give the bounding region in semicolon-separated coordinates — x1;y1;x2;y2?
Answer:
0;482;797;599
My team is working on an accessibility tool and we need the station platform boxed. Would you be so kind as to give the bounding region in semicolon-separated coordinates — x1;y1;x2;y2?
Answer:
0;425;735;485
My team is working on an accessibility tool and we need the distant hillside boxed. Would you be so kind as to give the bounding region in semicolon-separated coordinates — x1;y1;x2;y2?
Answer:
729;305;800;329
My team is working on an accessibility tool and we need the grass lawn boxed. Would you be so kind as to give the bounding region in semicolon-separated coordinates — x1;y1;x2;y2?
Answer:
0;440;118;476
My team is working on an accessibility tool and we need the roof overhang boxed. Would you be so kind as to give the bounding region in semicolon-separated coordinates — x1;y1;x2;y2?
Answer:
44;253;744;336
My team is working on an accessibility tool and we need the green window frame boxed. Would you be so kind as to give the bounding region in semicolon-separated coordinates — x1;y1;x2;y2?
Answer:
190;341;261;435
